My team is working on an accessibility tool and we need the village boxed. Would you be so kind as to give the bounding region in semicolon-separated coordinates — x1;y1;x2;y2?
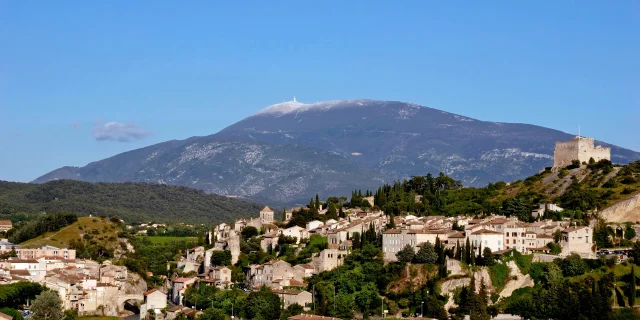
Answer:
0;194;602;320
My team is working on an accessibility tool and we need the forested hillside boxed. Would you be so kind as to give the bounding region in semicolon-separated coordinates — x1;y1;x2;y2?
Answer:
0;180;262;224
372;160;640;222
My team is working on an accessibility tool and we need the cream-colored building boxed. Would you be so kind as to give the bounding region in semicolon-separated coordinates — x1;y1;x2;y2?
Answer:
274;289;313;309
140;289;167;319
553;136;610;169
0;220;12;232
16;246;76;260
560;226;594;258
311;247;349;273
382;229;449;262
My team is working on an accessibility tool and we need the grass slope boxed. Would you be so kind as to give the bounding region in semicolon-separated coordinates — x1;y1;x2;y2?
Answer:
0;179;263;224
21;216;120;249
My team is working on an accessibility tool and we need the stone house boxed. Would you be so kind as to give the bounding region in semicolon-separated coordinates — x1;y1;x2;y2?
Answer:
560;226;594;258
311;248;349;273
171;277;196;305
274;289;313;309
246;260;304;289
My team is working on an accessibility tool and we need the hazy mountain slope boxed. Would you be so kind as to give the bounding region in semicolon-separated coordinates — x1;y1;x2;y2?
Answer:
34;137;390;205
34;99;640;205
0;179;263;224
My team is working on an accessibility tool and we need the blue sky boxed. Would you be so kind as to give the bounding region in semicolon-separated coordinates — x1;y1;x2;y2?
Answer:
1;1;638;182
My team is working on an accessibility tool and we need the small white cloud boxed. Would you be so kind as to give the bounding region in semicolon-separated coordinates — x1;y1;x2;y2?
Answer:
92;121;152;142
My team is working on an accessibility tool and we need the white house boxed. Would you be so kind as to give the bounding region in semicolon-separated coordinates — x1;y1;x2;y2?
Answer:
306;220;324;231
469;229;503;255
282;226;308;244
140;289;167;319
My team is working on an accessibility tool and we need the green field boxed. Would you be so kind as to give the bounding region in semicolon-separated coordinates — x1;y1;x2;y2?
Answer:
137;235;198;244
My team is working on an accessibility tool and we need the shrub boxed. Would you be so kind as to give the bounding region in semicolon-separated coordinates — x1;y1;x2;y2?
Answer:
489;263;510;289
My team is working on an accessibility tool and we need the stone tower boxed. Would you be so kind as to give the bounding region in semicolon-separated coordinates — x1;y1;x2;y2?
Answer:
260;206;274;224
553;136;611;169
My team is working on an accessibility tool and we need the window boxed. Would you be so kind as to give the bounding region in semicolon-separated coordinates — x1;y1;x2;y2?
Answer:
498;240;501;245
506;239;509;244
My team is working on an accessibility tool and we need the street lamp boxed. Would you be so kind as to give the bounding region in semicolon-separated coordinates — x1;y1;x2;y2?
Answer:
231;302;234;319
421;301;424;317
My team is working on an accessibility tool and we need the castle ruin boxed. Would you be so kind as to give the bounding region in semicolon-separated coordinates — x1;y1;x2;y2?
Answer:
553;136;610;169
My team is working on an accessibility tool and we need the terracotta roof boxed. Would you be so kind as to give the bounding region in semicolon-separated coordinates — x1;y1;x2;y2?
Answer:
289;314;342;320
144;289;165;296
0;311;12;320
168;305;184;312
289;279;305;287
173;277;195;283
448;232;465;238
261;206;273;212
0;220;12;226
471;229;503;235
10;269;30;276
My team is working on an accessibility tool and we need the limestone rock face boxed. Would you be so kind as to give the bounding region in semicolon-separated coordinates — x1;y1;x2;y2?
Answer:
600;193;640;223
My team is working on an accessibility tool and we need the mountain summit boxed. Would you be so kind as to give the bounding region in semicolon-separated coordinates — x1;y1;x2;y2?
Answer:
35;99;640;205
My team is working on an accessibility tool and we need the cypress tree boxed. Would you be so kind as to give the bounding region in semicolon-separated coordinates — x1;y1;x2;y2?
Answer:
315;194;321;210
629;265;636;307
465;238;472;263
455;240;462;260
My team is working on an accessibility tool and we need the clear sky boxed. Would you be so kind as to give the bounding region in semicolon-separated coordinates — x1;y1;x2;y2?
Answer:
1;1;638;182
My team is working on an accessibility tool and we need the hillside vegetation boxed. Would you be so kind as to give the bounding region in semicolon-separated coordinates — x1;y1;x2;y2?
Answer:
21;216;124;259
372;160;640;223
0;180;262;224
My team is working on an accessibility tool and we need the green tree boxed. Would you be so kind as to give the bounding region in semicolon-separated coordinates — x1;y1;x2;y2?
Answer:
198;308;226;320
0;308;24;320
210;250;232;266
31;291;63;320
245;287;281;320
547;242;562;255
482;247;495;266
632;241;640;264
465;238;472;263
414;242;438;264
558;253;588;277
625;226;637;241
553;229;562;243
396;244;415;263
241;226;259;239
629;265;636;307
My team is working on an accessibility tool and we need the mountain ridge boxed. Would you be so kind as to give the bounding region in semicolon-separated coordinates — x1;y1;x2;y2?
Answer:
34;99;640;205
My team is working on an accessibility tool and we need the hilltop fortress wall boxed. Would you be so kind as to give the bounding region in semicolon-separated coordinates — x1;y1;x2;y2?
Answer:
553;136;610;168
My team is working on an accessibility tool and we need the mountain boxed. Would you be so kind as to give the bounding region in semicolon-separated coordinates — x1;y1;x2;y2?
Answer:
35;99;640;205
0;179;263;224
